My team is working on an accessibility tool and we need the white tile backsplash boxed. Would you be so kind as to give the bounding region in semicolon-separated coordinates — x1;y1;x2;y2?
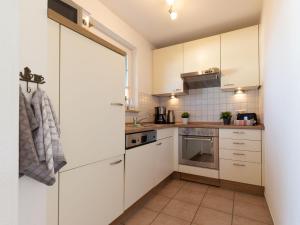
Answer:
159;87;260;122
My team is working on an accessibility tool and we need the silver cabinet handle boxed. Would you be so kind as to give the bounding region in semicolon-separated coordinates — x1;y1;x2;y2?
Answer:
110;103;124;106
110;160;122;165
233;131;245;134
175;88;182;91
184;137;212;142
224;83;235;86
233;163;246;167
233;153;246;156
156;142;162;146
233;142;245;145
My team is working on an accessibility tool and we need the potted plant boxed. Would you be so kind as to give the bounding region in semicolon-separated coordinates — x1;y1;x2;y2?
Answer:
181;112;190;124
220;111;232;125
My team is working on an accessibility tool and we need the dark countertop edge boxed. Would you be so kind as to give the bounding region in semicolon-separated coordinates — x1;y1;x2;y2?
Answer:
125;123;265;134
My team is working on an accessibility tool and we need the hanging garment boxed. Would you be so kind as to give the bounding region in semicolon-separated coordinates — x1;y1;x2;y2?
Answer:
19;88;39;176
23;88;66;185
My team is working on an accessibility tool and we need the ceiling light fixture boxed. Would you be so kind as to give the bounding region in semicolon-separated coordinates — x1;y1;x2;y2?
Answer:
169;7;178;20
166;0;175;5
166;0;177;21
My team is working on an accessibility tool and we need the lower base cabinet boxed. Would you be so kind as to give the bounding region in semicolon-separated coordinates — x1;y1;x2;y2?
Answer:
59;155;124;225
125;136;174;209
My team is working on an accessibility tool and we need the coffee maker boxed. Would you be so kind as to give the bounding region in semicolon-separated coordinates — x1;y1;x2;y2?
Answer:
155;107;167;124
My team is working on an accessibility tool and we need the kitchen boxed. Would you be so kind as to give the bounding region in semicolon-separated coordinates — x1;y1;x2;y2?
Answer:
1;1;300;225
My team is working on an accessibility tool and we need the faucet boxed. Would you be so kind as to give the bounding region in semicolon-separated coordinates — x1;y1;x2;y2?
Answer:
133;116;149;126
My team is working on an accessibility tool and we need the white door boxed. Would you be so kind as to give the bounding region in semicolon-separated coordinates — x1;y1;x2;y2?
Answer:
154;137;174;185
184;35;220;73
221;25;259;90
60;26;125;171
59;155;124;225
153;44;184;95
125;143;156;209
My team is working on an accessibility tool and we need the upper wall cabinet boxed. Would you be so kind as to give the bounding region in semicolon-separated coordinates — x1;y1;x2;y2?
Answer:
153;44;184;96
221;25;260;90
183;35;220;73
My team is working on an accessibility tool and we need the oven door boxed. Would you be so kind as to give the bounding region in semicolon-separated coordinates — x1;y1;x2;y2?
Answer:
179;135;219;170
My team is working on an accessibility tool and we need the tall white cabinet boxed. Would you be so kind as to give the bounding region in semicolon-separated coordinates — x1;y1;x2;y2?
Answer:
47;17;126;225
60;26;125;171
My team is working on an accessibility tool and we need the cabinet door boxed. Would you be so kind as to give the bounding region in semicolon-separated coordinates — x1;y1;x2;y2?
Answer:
154;137;174;185
46;19;60;225
184;35;220;73
59;155;124;225
153;44;184;95
221;25;259;90
60;26;125;171
125;143;155;209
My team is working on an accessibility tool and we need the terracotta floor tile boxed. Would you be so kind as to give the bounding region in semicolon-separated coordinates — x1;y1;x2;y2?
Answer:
174;188;205;205
144;194;171;212
158;180;185;198
151;213;190;225
125;208;158;225
193;207;232;225
207;187;234;200
163;199;198;222
233;216;271;225
202;194;234;214
181;182;208;194
234;201;273;224
235;192;268;207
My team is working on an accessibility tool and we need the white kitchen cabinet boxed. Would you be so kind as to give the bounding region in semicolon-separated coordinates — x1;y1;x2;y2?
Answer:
125;142;156;209
154;137;174;186
220;159;261;186
221;25;260;90
60;26;125;171
59;155;124;225
219;128;262;186
184;35;220;73
153;44;184;95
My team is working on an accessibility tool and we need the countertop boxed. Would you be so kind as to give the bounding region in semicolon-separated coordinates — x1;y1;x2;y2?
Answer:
125;122;265;134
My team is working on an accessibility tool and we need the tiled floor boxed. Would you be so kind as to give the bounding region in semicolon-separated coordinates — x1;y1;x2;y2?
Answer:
121;180;273;225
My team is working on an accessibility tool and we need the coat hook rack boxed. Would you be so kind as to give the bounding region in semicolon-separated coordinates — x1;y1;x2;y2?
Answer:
19;67;46;93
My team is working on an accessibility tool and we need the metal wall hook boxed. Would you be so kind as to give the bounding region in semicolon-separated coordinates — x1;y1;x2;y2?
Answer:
19;67;46;93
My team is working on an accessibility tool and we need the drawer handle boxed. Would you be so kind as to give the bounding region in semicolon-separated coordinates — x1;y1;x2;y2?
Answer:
233;163;246;167
156;142;162;146
233;131;245;134
233;153;245;156
175;88;182;91
110;160;122;165
110;103;124;106
233;142;245;145
224;83;235;86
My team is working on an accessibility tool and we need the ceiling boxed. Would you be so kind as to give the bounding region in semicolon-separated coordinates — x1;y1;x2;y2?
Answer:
98;0;262;48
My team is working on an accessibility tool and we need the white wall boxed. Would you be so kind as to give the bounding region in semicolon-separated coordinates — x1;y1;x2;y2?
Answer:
261;0;300;224
0;1;19;225
19;1;48;225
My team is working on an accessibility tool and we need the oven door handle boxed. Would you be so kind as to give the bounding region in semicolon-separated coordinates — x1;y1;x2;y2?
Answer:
183;137;213;142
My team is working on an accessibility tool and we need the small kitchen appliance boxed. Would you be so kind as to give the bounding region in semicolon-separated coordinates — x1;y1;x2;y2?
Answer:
167;110;175;124
237;113;258;125
155;107;167;124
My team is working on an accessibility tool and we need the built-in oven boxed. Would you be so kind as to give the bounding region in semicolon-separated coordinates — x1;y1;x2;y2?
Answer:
179;128;219;170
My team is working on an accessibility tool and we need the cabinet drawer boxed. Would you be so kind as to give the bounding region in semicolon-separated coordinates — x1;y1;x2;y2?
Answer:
220;129;261;141
220;138;261;151
157;128;174;140
220;159;261;186
220;149;261;163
